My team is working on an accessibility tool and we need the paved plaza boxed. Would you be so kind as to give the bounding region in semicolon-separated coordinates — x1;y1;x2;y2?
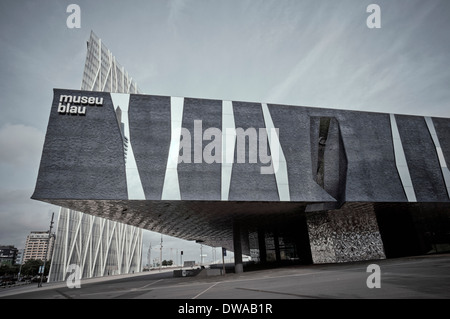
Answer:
1;253;449;300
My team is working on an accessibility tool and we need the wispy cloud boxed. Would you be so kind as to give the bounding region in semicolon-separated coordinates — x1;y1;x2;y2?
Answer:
0;124;44;167
0;188;55;248
263;0;450;117
167;0;190;35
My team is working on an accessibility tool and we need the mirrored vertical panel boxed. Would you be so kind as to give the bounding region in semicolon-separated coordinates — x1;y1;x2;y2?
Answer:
111;93;146;200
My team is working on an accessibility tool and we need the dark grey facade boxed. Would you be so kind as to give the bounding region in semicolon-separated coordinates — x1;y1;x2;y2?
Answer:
32;89;450;268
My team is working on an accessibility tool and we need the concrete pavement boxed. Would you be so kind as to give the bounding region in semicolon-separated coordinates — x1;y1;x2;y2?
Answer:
1;254;449;299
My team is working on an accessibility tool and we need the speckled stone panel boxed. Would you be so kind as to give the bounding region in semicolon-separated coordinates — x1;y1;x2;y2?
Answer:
307;203;386;263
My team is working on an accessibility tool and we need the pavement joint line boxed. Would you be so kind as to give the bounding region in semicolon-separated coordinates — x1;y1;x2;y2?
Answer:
149;270;333;296
139;279;164;290
219;270;330;284
186;270;346;299
55;289;74;299
166;257;450;291
191;282;220;299
59;279;166;298
235;287;322;299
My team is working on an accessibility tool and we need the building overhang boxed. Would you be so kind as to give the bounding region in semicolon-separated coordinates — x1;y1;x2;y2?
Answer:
32;89;450;249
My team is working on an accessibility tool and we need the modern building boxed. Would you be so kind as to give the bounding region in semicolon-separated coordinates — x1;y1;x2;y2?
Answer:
46;31;144;282
48;208;142;282
81;31;140;94
23;231;54;263
0;245;19;265
32;89;450;272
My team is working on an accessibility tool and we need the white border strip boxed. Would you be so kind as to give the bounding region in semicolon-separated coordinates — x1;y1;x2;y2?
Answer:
261;103;290;201
390;114;416;202
161;97;184;200
221;101;236;201
424;117;450;198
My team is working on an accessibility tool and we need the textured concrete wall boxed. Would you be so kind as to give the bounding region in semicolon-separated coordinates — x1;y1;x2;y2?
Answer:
433;117;450;168
32;89;127;200
178;98;222;200
34;90;450;204
396;115;448;201
229;101;279;201
268;104;336;202
128;94;171;200
329;110;406;202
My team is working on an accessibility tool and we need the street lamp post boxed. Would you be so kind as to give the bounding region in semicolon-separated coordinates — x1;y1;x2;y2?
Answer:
17;248;24;281
159;234;163;272
38;212;54;288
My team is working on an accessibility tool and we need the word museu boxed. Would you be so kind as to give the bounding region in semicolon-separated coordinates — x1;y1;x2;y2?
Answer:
33;88;450;272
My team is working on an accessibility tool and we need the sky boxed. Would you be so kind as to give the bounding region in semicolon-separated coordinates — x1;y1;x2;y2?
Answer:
0;0;449;265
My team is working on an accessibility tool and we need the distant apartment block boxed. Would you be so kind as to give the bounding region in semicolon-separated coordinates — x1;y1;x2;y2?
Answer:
23;231;54;263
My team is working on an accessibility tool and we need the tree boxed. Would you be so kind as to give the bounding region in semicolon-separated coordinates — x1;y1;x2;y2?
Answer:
0;263;19;277
162;260;173;266
20;259;43;277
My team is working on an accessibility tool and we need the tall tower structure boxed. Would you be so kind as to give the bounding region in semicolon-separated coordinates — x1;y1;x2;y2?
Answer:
81;31;141;94
48;31;143;282
49;208;142;281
